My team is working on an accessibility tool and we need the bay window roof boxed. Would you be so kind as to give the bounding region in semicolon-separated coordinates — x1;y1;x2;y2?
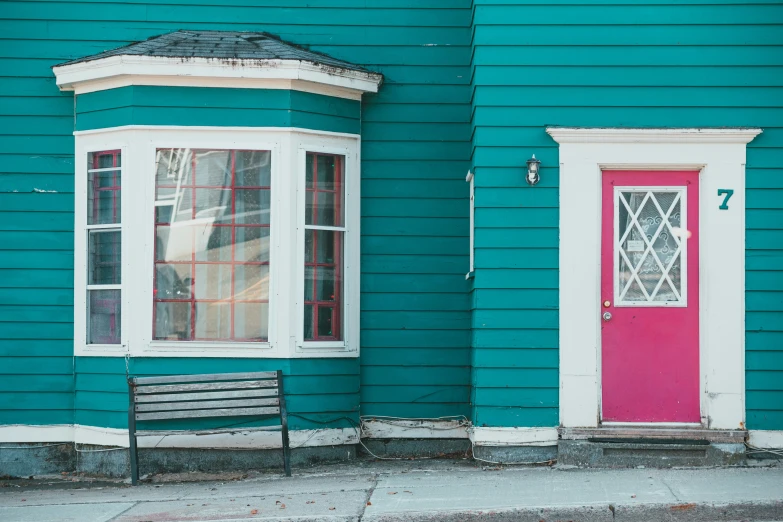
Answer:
53;30;383;96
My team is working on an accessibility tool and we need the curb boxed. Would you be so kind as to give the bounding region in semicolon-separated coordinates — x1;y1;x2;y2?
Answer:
362;501;783;522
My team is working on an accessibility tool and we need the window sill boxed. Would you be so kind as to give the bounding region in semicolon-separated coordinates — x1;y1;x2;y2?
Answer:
76;344;128;357
147;341;272;351
297;341;356;356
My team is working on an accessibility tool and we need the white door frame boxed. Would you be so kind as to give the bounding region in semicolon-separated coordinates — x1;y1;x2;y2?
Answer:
548;128;761;430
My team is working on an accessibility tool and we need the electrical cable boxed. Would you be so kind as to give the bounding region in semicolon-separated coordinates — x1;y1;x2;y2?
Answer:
744;442;783;458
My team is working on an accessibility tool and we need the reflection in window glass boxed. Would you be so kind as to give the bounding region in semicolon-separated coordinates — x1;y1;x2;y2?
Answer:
153;148;271;341
88;290;120;344
304;153;344;341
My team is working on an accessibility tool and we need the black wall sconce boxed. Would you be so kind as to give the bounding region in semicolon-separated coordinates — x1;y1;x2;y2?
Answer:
526;154;541;185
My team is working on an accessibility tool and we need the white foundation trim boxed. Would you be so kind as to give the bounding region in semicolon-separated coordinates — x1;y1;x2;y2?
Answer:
0;425;358;449
748;430;783;449
0;425;75;443
362;419;469;439
53;56;382;99
468;427;559;447
548;127;762;430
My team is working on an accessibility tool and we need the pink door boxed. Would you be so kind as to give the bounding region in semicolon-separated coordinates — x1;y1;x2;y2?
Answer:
601;171;700;423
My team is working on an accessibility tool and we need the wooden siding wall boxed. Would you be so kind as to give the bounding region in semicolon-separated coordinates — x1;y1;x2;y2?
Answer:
0;1;473;429
75;357;360;430
75;86;361;134
470;0;783;429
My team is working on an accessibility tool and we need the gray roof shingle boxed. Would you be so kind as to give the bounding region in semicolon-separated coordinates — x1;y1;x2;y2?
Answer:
57;30;374;75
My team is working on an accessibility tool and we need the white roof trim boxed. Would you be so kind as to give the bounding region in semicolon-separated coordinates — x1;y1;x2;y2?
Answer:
547;127;762;144
72;124;360;139
53;55;382;98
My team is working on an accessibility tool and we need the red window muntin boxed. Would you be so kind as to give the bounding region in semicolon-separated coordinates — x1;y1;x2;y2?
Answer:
90;149;121;225
153;149;270;342
304;152;344;341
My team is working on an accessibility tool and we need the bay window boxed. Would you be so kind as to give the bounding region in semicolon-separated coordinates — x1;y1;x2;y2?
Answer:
75;128;359;358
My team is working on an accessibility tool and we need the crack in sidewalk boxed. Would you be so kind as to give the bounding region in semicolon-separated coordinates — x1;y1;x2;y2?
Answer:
106;502;139;521
357;474;379;521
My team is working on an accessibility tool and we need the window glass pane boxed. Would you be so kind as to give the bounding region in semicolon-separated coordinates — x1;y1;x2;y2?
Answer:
316;155;336;190
305;153;344;227
156;225;193;262
195;302;230;340
318;306;335;338
156;148;188;185
88;290;120;344
195;225;232;262
155;301;191;340
194;150;231;187
155;264;192;299
236;150;271;187
235;265;269;301
89;230;121;285
87;150;121;225
235;302;268;340
153;148;271;342
304;304;314;339
195;188;232;224
316;267;336;301
236;189;270;225
195;264;232;300
235;227;269;263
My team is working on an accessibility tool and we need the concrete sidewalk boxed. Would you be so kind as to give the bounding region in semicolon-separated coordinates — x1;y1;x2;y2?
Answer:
1;461;782;521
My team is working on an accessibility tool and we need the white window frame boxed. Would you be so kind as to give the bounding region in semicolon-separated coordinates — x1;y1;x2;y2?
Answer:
549;127;761;431
76;141;129;355
294;142;359;353
74;125;360;359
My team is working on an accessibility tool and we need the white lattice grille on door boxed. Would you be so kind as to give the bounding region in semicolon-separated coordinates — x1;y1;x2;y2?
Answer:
615;187;687;306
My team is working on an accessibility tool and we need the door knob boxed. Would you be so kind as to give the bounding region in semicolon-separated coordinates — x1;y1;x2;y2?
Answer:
603;312;612;321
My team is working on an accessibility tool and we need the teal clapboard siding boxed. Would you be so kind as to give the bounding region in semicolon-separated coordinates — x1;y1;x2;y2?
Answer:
75;86;361;134
0;1;472;429
471;0;783;429
74;357;359;430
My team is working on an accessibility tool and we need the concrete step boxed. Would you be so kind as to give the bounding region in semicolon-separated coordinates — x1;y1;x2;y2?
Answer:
558;438;746;468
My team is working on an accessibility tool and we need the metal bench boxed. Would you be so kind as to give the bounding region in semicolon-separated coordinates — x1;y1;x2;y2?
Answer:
127;370;291;485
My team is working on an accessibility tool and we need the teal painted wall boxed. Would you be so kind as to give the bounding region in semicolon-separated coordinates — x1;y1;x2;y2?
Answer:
470;0;783;429
75;86;361;134
75;357;359;430
0;1;472;429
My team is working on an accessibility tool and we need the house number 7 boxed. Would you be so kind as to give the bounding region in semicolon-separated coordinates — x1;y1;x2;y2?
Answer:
718;189;734;210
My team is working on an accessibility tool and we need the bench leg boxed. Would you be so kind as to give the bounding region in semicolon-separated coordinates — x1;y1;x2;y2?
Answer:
278;371;291;477
128;380;140;486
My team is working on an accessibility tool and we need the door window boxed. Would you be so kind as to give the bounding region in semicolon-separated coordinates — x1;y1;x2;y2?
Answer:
615;188;686;306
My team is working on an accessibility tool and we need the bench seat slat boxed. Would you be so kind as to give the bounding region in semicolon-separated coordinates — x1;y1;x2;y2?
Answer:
135;398;279;412
134;372;277;385
135;380;277;394
136;407;280;421
135;389;278;403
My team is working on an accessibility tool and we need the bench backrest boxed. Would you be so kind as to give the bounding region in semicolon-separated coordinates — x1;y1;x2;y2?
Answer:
130;371;284;423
